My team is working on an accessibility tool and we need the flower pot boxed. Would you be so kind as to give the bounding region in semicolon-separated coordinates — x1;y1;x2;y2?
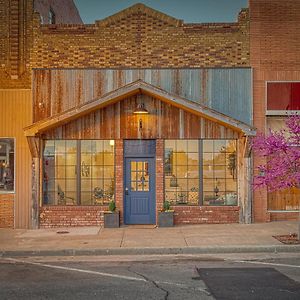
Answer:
104;211;120;228
158;211;174;227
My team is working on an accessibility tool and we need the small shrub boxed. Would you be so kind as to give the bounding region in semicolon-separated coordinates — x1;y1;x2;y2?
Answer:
163;200;171;212
108;200;116;212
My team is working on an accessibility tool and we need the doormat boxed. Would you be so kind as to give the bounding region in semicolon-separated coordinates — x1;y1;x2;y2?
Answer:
273;233;299;244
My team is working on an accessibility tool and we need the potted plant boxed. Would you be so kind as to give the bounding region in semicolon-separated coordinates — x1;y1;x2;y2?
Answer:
104;200;119;228
158;200;174;227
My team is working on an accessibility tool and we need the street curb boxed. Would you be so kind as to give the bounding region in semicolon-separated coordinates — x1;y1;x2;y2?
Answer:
1;245;300;257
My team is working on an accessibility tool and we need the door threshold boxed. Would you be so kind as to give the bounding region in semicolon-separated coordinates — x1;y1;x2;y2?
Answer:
122;224;157;229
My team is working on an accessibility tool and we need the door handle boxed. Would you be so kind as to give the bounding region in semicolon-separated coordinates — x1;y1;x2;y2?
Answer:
125;187;129;195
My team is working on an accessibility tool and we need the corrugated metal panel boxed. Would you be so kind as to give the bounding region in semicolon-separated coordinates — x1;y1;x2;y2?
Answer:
0;89;32;228
33;68;252;125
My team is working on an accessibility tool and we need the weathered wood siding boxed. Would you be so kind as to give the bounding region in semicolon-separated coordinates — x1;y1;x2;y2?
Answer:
0;90;32;228
43;94;240;140
33;68;252;124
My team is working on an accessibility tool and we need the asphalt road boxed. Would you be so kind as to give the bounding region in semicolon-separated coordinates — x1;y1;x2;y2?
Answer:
0;254;300;300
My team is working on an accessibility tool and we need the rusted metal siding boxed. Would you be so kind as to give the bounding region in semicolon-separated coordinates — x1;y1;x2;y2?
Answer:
0;89;32;228
43;94;240;140
33;68;252;124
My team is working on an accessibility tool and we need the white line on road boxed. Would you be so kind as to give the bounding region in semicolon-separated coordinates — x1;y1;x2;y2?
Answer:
233;260;300;269
4;258;210;294
5;258;146;282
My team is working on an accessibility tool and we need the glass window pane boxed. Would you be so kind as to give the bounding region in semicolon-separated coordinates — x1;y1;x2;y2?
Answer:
188;140;198;152
66;154;76;165
56;153;65;165
226;178;237;191
131;161;137;172
214;140;226;153
188;178;199;191
66;165;76;179
144;181;149;191
187;165;199;178
81;140;92;152
177;140;187;152
81;179;91;191
176;165;188;178
92;166;103;178
103;140;114;152
203;153;214;165
103;166;114;179
55;140;65;153
66;179;77;192
66;140;77;153
104;153;114;165
203;166;214;178
214;153;226;165
177;191;188;204
165;140;176;150
175;152;188;165
203;140;214;152
56;165;65;178
177;178;188;190
203;179;215;191
226;140;236;153
214;165;226;178
81;153;91;165
81;192;92;205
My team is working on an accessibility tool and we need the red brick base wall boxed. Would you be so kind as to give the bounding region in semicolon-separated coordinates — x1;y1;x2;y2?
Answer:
270;212;299;222
39;206;108;228
173;206;240;224
0;194;14;228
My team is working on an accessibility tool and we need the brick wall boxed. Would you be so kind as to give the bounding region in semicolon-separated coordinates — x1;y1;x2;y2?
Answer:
115;139;124;224
31;4;249;69
39;206;108;228
174;206;240;224
0;194;14;228
250;0;300;222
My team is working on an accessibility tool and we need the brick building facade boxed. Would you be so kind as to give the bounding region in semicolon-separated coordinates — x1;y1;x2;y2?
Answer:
0;0;299;228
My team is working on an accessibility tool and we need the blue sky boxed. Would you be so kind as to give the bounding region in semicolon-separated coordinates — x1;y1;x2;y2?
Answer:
74;0;248;24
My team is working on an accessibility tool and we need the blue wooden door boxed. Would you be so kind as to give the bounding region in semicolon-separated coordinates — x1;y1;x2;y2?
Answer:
124;158;155;224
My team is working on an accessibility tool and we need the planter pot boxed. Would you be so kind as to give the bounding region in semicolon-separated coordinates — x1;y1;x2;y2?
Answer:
104;211;120;228
158;211;174;227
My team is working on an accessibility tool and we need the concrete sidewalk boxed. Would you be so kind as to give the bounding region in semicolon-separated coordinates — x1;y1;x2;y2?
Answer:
0;221;299;257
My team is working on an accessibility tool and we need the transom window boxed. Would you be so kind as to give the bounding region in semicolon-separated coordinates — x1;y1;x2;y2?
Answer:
164;139;237;206
43;140;114;206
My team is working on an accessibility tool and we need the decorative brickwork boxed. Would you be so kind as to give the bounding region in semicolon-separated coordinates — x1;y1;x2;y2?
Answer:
174;206;240;224
39;206;107;228
0;194;14;228
31;4;249;69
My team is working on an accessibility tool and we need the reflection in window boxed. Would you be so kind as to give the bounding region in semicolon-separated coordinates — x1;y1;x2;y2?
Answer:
164;139;238;207
165;140;199;205
0;138;14;192
203;140;237;206
43;140;114;205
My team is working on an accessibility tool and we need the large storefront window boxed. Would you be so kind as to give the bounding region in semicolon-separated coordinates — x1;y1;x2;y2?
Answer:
43;140;114;205
203;140;237;206
164;139;237;206
0;138;14;192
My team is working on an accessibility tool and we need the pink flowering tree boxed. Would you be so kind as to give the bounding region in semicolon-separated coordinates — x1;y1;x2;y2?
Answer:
252;115;300;237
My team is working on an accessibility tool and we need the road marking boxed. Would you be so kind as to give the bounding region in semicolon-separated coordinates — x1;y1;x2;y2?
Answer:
234;260;300;269
5;258;146;282
4;257;210;294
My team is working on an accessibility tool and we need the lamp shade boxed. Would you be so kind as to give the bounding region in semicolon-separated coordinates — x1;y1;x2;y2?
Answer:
133;103;149;114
